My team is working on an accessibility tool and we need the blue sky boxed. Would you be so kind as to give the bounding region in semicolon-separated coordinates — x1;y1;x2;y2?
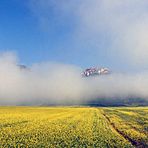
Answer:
0;0;53;65
1;0;148;72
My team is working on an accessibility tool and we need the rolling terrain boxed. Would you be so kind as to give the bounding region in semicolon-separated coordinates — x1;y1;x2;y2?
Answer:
0;107;147;147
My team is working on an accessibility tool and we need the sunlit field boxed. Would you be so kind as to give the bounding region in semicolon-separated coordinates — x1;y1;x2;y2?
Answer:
0;107;147;147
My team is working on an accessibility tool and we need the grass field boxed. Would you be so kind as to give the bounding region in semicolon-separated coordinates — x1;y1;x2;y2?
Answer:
0;107;147;147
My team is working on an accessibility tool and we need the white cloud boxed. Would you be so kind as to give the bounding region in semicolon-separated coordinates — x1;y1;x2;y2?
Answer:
0;52;148;105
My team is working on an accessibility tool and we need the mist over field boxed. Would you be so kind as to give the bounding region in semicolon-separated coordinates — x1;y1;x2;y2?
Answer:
1;1;148;147
0;52;147;105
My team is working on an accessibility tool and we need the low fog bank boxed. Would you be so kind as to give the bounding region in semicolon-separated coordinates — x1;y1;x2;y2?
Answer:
0;52;148;106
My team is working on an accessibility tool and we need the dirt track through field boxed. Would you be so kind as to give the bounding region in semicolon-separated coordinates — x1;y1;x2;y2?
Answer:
102;113;145;148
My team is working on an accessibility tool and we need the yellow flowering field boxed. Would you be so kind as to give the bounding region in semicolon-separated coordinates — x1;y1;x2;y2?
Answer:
0;107;147;147
103;107;148;147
